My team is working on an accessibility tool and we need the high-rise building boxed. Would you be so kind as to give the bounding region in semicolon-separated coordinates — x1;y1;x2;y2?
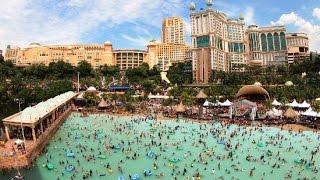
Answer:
113;49;149;70
4;42;114;68
147;40;190;71
161;17;185;44
286;33;309;64
245;25;288;66
190;0;245;83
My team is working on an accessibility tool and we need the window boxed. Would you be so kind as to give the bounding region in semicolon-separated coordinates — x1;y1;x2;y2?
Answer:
280;32;287;50
274;33;280;51
261;34;268;52
267;33;274;51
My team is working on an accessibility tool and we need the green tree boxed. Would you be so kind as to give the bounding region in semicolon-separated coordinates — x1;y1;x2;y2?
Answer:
77;61;94;77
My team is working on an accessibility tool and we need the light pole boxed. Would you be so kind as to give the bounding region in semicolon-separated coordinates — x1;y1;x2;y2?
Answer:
14;98;26;146
77;72;80;93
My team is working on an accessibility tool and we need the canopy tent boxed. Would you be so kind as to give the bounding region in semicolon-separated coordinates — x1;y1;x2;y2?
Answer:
284;108;299;119
286;99;300;108
148;93;171;99
316;98;320;101
301;107;318;117
271;99;282;106
219;99;233;107
298;101;311;108
86;86;98;92
203;100;218;107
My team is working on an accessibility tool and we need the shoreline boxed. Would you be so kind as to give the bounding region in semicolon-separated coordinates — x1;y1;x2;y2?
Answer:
77;110;319;133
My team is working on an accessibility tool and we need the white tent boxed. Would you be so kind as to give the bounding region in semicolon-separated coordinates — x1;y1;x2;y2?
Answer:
316;98;320;101
203;100;210;107
148;92;171;99
286;99;300;108
271;99;282;106
219;99;233;107
302;108;318;117
267;108;283;117
298;101;311;108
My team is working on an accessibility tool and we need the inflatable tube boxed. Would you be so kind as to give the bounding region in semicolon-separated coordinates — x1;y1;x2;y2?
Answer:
114;144;121;150
66;152;75;158
217;140;225;145
147;151;155;158
176;146;184;151
47;163;54;170
66;165;74;172
144;170;153;176
98;155;107;159
131;173;140;180
294;159;302;164
118;175;125;180
257;142;265;147
169;157;179;163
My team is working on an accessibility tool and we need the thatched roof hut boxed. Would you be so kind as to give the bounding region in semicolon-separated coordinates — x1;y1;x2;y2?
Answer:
175;102;186;113
98;99;108;109
196;90;207;99
284;108;299;119
236;85;270;101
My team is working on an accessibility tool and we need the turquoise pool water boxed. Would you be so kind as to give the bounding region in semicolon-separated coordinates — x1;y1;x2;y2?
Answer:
1;113;320;180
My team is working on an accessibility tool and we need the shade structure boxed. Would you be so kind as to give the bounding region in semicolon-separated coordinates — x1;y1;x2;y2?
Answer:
219;99;233;107
285;81;294;87
236;85;270;100
286;99;300;108
302;108;318;117
271;99;282;106
284;108;299;119
267;107;283;117
196;90;207;99
298;101;310;108
3;91;76;124
148;92;171;99
175;102;186;113
98;99;108;108
86;86;97;93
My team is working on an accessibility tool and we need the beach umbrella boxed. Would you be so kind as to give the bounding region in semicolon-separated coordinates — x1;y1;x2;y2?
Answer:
175;102;186;113
284;108;299;119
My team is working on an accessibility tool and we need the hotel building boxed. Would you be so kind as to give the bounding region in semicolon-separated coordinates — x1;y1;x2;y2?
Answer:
5;42;114;68
162;17;185;45
245;25;288;66
190;0;246;83
147;40;190;71
113;49;149;70
286;33;309;64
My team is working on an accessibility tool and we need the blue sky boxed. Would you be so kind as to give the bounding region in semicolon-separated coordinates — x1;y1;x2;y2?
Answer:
1;0;319;51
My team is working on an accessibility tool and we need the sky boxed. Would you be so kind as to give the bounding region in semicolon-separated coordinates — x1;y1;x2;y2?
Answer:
0;0;320;51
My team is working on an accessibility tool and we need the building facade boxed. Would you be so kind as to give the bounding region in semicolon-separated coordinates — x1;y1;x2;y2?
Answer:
245;25;288;66
161;17;185;44
113;49;148;70
190;1;246;83
286;33;309;64
5;42;114;68
147;40;190;71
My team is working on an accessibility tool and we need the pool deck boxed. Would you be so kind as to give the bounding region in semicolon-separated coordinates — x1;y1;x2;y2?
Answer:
0;106;73;170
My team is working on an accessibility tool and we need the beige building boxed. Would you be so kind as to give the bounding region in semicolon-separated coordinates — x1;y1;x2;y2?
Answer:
286;33;309;64
190;0;245;83
245;25;288;66
162;17;185;44
113;49;149;70
147;40;190;71
5;42;114;68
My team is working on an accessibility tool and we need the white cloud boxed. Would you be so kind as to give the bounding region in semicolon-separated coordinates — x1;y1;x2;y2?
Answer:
313;8;320;19
244;7;255;25
271;12;320;51
121;35;150;48
0;0;186;50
